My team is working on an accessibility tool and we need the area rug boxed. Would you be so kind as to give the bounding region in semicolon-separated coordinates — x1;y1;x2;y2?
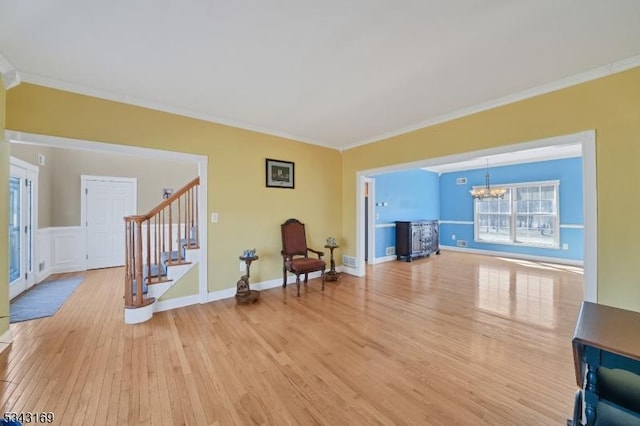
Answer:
10;276;85;323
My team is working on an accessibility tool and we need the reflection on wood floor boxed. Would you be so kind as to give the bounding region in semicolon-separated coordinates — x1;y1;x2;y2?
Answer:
0;251;584;425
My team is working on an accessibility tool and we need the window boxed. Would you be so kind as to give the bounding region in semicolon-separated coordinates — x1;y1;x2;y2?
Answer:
474;181;559;248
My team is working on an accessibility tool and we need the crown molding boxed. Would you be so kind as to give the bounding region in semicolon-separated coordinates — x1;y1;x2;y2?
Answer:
0;53;20;89
12;53;640;152
341;54;640;151
17;70;340;151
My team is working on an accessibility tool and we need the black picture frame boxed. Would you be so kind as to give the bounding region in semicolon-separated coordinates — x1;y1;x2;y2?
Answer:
265;158;295;189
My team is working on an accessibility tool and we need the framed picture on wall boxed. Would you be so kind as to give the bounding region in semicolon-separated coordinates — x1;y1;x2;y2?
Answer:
266;158;295;189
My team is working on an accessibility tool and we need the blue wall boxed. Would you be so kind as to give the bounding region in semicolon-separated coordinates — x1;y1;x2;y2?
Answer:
373;169;439;258
439;156;583;260
371;157;584;262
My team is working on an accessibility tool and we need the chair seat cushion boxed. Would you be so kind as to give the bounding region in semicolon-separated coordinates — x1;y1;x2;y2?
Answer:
287;257;325;274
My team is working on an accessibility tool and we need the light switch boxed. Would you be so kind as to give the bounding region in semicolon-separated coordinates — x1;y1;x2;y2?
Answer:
211;212;219;223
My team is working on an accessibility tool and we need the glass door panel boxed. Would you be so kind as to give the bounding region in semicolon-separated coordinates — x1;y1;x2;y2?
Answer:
9;176;21;284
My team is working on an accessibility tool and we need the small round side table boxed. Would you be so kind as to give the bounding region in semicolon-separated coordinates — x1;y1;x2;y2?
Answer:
324;245;341;282
236;255;260;304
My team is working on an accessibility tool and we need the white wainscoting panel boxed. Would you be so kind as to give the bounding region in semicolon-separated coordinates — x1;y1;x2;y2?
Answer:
36;228;52;283
49;226;86;273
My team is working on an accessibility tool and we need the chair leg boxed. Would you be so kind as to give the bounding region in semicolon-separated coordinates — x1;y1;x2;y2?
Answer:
283;266;287;288
321;270;325;291
296;274;301;297
304;273;308;284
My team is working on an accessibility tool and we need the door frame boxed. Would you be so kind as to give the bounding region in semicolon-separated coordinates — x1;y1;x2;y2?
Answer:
364;177;375;264
9;156;38;299
355;130;597;303
7;130;209;305
80;175;137;270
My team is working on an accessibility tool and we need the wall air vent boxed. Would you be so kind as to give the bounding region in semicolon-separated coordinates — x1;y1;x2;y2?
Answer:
456;177;467;185
385;246;396;256
456;240;468;248
342;255;356;267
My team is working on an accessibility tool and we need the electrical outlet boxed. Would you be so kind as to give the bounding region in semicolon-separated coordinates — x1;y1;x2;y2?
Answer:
562;243;569;250
240;261;246;272
452;234;456;240
211;212;219;223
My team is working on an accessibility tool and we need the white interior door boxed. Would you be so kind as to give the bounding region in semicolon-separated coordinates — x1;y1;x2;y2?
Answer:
83;177;136;269
9;160;37;299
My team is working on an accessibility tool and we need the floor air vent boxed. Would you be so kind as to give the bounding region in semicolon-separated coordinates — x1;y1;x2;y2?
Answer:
456;240;468;248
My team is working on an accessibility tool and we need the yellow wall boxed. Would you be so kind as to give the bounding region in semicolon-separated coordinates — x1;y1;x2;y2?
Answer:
6;67;640;313
0;79;9;336
6;84;343;293
342;66;640;312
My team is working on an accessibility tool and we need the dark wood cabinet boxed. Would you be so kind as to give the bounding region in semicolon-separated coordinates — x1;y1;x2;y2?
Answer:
395;220;440;262
571;302;640;426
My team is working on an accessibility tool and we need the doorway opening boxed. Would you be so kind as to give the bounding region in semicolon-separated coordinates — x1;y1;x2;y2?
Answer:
6;130;210;304
355;130;597;303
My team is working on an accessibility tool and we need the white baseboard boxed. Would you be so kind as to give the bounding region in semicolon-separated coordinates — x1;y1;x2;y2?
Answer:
208;287;237;302
0;328;13;355
340;265;359;276
207;270;328;303
371;255;396;264
154;294;200;313
440;245;584;266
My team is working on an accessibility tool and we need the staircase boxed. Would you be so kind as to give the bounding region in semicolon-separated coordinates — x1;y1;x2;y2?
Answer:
124;177;200;324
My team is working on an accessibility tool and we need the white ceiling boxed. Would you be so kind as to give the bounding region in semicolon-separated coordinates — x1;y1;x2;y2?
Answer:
1;1;640;150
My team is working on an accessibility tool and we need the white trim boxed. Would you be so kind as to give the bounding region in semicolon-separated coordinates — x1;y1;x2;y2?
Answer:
206;270;330;303
356;132;593;177
343;55;640;150
0;53;20;89
124;303;154;324
471;179;560;190
355;130;597;303
560;224;584;229
440;245;583;267
371;255;397;264
9;159;39;297
81;175;139;183
18;71;334;151
0;329;13;355
439;220;474;225
341;265;359;276
50;226;86;273
208;287;237;302
9;156;39;173
15;55;640;151
440;220;584;229
6;131;206;162
473;180;561;249
356;175;366;276
81;175;137;270
35;228;52;283
375;223;395;228
154;294;200;313
582;135;597;303
365;177;375;264
6;130;210;306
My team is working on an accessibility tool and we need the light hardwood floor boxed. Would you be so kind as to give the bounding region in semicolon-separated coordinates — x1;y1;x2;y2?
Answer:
1;251;584;425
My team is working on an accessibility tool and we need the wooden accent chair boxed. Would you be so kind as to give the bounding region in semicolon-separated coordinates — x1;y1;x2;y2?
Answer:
281;218;326;296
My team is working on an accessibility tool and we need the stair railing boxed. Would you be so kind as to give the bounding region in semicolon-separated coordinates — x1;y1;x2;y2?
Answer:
124;177;200;308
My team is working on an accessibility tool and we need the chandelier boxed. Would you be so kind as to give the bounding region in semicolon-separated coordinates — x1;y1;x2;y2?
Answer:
469;159;507;199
